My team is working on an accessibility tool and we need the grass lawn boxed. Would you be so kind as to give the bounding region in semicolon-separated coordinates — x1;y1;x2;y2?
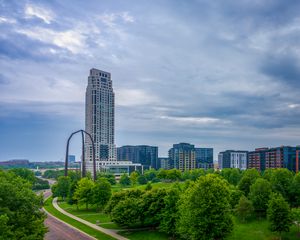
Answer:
58;201;120;229
227;217;299;240
118;230;169;240
111;181;185;192
44;197;115;240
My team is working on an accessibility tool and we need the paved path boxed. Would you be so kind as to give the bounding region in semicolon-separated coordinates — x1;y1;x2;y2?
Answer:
42;189;95;240
52;197;128;240
44;212;96;240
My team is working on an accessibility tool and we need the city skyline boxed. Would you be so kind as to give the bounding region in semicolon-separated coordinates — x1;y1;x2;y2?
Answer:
1;1;300;162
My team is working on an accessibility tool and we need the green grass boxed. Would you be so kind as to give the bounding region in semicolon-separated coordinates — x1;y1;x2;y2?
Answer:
227;217;298;240
118;230;169;240
58;201;120;229
111;181;184;192
43;197;115;240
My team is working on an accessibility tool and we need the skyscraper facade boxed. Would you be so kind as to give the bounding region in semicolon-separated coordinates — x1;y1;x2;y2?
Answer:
168;143;196;171
85;68;116;167
117;145;158;169
195;148;214;169
218;150;248;170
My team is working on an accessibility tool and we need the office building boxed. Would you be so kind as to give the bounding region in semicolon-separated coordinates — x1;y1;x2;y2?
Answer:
168;143;196;171
248;148;268;171
84;68;142;175
248;146;300;172
158;157;170;169
195;148;213;169
117;145;158;169
218;150;248;170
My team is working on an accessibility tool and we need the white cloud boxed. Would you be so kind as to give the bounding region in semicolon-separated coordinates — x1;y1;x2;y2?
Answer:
116;89;158;106
0;16;16;24
17;27;86;54
160;116;229;125
121;12;135;23
25;4;54;24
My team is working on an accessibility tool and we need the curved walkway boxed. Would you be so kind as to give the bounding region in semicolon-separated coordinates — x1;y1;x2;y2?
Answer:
42;190;96;240
52;197;128;240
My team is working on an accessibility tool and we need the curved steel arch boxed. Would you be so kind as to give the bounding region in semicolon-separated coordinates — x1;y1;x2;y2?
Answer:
64;129;96;181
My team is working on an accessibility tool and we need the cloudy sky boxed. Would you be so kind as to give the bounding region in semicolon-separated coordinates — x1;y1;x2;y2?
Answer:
0;0;300;162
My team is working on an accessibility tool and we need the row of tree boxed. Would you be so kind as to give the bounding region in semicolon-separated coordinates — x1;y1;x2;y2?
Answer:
0;170;47;239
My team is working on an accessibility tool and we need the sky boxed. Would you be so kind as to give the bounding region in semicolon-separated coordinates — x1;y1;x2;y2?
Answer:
0;0;300;162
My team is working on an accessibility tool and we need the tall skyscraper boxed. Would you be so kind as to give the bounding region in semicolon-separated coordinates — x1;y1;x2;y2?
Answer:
85;68;116;169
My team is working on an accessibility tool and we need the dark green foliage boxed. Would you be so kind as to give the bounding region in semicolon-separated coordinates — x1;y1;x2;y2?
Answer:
229;187;244;209
137;174;148;185
270;168;293;200
0;170;47;240
238;169;260;196
290;173;300;207
249;178;272;216
92;178;112;211
42;169;64;179
144;169;157;181
235;195;254;222
177;174;233;240
159;187;181;236
221;168;242;186
33;177;50;190
119;174;131;187
105;189;144;214
166;169;182;181
145;182;152;190
67;180;78;205
140;188;167;226
267;193;292;236
9;168;36;184
74;177;94;209
97;172;116;185
111;197;142;227
55;176;71;200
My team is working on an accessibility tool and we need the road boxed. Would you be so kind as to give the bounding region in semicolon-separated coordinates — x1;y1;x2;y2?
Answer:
42;186;95;240
44;214;95;240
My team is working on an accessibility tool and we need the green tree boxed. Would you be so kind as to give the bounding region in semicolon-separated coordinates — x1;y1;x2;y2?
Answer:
56;176;71;200
270;168;293;200
249;178;272;216
145;182;152;191
140;189;167;226
291;208;300;235
238;169;260;196
157;169;168;180
229;186;243;209
92;178;112;211
166;169;182;182
97;172;116;185
267;193;292;239
119;174;131;187
159;187;181;237
235;195;254;222
144;169;157;181
130;171;139;186
67;180;78;205
137;174;148;185
0;170;47;240
177;174;233;240
111;197;142;227
289;172;300;207
9;168;36;184
74;177;94;209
